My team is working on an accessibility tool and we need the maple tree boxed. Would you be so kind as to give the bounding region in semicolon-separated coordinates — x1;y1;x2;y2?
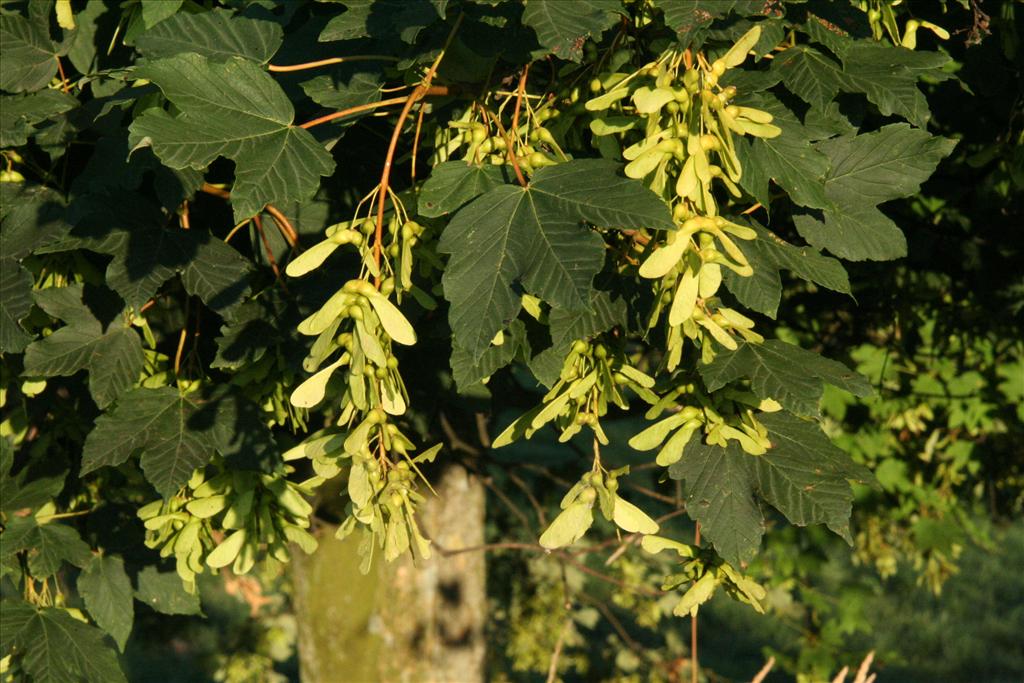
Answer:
3;1;1017;681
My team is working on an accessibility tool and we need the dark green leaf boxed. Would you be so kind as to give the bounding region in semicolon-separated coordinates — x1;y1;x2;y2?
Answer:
754;412;874;543
139;0;184;29
301;69;381;111
418;162;510;217
77;555;133;651
0;517;92;578
522;0;620;62
656;0;766;49
81;387;220;496
129;54;335;221
734;93;831;209
0;90;78;147
0;13;58;93
450;320;527;391
838;42;949;129
0;184;71;260
0;259;34;353
723;222;850;318
135;8;283;64
134;567;201;615
64;200;251;312
794;124;957;261
0;438;67;513
772;45;843;110
0;600;127;683
668;440;763;568
700;340;872;416
319;0;442;44
23;284;144;409
438;160;673;360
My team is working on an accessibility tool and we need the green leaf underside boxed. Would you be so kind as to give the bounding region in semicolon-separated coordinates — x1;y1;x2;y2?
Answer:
134;567;202;615
129;54;335;221
795;124;956;261
669;412;871;566
81;387;219;496
700;340;871;416
723;223;849;318
78;555;134;651
439;160;673;361
135;8;283;64
522;0;621;62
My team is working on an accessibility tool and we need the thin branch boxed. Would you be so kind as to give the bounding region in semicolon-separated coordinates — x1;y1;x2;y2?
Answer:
507;65;531;187
545;618;573;683
267;55;399;72
253;215;288;292
54;56;70;94
751;657;775;683
372;15;463;285
299;94;416;130
691;522;701;683
200;182;230;199
263;203;298;247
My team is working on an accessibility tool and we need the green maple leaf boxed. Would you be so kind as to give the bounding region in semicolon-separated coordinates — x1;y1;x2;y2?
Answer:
723;222;850;318
753;412;874;543
0;517;92;578
734;93;832;210
81;387;220;496
669;413;873;566
438;159;674;361
522;0;621;62
135;8;283;64
0;259;34;353
78;555;134;651
58;196;251;312
0;600;127;683
0;13;58;93
0;90;78;147
794;124;956;261
418;162;510;218
669;440;763;567
700;340;872;417
23;285;144;409
0;438;67;514
129;53;335;221
134;567;202;615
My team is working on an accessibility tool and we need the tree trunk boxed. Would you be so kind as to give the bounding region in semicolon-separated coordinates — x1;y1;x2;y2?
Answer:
292;464;486;683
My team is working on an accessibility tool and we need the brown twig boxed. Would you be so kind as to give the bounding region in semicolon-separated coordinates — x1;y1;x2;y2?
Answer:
253;215;288;292
263;203;298;247
267;55;398;72
410;103;427;182
299;94;417;130
546;618;573;683
179;200;190;230
55;56;70;94
200;182;230;199
506;65;531;187
691;522;701;683
751;657;775;683
373;14;464;285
